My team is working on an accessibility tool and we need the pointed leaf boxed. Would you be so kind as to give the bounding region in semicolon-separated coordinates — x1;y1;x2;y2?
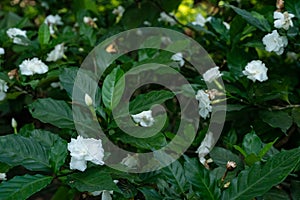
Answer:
38;23;50;46
222;148;300;200
0;174;52;200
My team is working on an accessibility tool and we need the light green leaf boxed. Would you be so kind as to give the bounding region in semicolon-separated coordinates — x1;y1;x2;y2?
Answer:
102;67;124;110
38;23;50;46
29;98;75;129
0;174;52;200
0;134;51;171
184;156;221;200
222;148;300;200
242;130;263;156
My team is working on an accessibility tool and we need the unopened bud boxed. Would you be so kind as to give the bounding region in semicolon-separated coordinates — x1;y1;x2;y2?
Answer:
11;118;17;129
224;181;231;188
84;93;93;106
226;161;237;171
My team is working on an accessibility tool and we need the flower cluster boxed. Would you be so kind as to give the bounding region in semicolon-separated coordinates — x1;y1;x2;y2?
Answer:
67;136;105;171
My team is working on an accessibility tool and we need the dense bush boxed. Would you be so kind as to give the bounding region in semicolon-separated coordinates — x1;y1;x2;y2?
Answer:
0;0;300;199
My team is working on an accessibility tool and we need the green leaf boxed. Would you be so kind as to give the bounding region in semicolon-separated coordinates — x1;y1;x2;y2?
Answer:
38;23;50;46
26;130;68;173
67;168;120;192
292;107;300;127
184;157;221;200
259;110;293;133
242;130;263;156
258;138;278;159
0;174;52;200
291;180;300;200
263;188;290;200
129;90;174;114
162;160;187;194
210;147;244;170
0;134;51;171
138;187;162;200
229;5;271;32
29;98;75;129
233;145;247;158
221;148;300;200
102;67;124;110
286;0;300;19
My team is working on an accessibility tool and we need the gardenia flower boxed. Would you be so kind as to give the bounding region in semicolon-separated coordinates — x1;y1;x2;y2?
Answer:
83;16;98;28
0;48;4;55
196;131;214;165
171;52;184;67
46;43;65;62
242;60;268;82
274;11;295;30
6;28;28;45
0;79;8;101
131;110;155;127
158;12;176;26
67;136;105;171
0;173;6;180
19;57;48;76
262;30;288;55
44;14;63;34
192;13;209;26
112;5;125;17
203;66;221;83
195;90;212;119
121;154;138;168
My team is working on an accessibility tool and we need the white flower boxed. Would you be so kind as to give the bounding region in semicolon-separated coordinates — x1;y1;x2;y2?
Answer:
19;57;48;76
6;28;28;45
158;12;176;26
171;52;185;67
112;6;125;17
203;66;221;83
85;93;93;106
0;48;4;55
121;154;138;168
11;118;17;128
46;43;65;62
195;90;212;119
192;13;208;26
262;30;288;55
0;173;6;180
196;132;215;165
242;60;268;82
131;110;155;127
67;136;105;171
274;11;295;30
44;14;63;34
0;79;8;101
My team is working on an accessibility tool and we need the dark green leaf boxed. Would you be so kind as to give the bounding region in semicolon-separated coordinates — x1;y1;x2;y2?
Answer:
210;147;244;170
184;156;221;200
229;5;271;32
259;110;293;133
242;130;263;156
222;148;300;200
29;98;75;129
0;174;52;200
0;134;51;171
138;187;162;200
67;168;119;192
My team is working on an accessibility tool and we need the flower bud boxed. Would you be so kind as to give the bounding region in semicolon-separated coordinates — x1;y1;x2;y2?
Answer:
226;161;237;171
11;118;17;129
84;93;93;106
